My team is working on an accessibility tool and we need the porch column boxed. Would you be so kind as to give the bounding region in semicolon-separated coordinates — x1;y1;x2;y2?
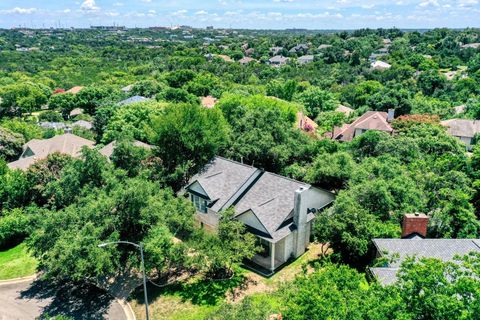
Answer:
270;242;275;271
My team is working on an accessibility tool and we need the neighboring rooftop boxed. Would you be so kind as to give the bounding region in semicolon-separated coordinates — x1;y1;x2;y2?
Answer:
371;238;480;285
441;119;480;138
333;111;393;142
371;60;391;70
8;133;94;170
66;86;84;94
99;140;153;159
118;96;150;106
200;96;218;109
335;104;354;116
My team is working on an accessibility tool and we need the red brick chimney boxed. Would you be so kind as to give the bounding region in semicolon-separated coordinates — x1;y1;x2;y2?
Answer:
401;213;429;238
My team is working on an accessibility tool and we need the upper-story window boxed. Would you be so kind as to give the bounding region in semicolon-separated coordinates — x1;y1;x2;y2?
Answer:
190;194;208;213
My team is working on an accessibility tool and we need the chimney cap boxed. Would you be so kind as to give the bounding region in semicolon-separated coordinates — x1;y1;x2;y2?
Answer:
404;213;428;219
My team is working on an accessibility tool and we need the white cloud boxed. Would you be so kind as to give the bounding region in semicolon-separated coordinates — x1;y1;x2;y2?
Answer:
80;0;99;12
0;7;37;14
195;10;208;15
113;2;124;7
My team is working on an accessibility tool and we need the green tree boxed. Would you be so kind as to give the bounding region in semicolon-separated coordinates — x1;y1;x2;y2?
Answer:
0;127;24;161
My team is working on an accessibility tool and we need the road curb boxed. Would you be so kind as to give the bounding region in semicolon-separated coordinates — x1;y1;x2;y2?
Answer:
117;298;136;320
0;274;37;285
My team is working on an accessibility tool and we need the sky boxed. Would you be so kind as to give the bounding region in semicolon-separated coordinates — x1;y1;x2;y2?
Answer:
0;0;479;29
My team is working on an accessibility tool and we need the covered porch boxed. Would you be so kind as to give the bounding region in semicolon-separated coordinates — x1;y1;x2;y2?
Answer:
247;237;290;275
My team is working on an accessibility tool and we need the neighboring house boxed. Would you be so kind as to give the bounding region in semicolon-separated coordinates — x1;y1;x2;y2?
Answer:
298;55;315;64
268;55;289;66
121;84;134;93
238;57;256;65
289;44;309;53
335;104;354;116
217;54;234;62
270;46;284;55
118;96;150;106
441;119;480;150
72;120;93;130
317;44;332;50
200;96;218;109
69;108;84;118
99;140;152;159
296;112;318;133
443;70;458;81
183;157;335;275
454;105;466;115
66;86;84;94
371;213;480;285
371;60;391;70
38;122;67;130
461;43;480;49
8;133;95;170
332;110;394;142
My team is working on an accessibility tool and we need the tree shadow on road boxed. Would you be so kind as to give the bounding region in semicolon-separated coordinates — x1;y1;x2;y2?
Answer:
20;279;115;319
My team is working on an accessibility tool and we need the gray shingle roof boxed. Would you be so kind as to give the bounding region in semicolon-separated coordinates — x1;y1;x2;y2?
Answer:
186;157;332;242
187;157;260;212
118;96;150;106
371;238;480;285
235;172;309;242
441;119;480;138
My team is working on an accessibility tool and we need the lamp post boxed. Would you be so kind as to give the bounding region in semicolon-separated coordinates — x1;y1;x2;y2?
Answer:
98;241;149;320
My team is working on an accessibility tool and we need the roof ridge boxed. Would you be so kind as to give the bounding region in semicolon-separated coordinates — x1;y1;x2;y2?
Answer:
263;171;310;186
214;156;257;169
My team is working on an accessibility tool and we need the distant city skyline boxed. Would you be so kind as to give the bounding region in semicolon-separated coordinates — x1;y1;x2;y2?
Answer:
0;0;479;29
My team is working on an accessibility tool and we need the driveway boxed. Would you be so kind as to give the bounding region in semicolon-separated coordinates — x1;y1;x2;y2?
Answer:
0;277;128;320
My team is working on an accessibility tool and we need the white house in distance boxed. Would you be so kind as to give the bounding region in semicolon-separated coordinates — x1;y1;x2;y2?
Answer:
183;157;335;275
371;60;391;70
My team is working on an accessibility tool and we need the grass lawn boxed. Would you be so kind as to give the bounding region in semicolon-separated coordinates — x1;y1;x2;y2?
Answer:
130;243;329;319
0;242;37;280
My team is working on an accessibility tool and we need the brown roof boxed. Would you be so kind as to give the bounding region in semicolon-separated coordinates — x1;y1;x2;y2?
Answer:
201;96;218;109
238;57;256;64
66;86;84;94
296;112;318;132
8;133;94;170
333;111;393;141
335;104;354;116
99;140;153;159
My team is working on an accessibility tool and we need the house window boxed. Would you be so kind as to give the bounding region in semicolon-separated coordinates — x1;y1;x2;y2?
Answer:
190;194;208;213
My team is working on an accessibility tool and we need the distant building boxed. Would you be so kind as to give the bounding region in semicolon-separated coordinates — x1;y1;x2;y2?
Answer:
296;112;318;133
371;60;391;70
72;120;93;130
66;86;84;94
99;140;152;159
268;55;289;66
238;57;256;65
289;44;309;53
335;105;354;116
90;26;126;31
317;44;332;50
8;133;94;170
118;96;150;106
460;43;480;49
332;110;394;142
270;46;284;55
297;55;315;64
200;96;218;109
441;119;480;150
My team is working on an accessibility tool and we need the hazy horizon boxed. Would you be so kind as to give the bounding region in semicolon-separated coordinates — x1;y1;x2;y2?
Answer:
1;0;479;30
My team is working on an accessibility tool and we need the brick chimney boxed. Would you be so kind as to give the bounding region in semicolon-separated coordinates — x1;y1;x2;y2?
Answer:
401;213;429;238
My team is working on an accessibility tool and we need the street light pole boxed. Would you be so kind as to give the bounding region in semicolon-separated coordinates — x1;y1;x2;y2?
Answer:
98;241;149;320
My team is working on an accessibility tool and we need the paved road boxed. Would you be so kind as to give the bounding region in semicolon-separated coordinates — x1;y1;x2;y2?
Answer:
0;278;127;320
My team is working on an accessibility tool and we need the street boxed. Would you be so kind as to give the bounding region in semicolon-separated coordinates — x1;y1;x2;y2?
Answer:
0;277;128;320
